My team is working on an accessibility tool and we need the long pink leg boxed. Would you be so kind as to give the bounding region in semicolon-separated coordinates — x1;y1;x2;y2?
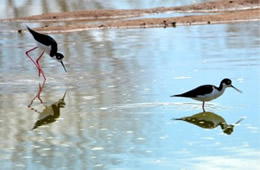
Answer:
26;47;39;69
25;47;41;73
36;51;45;77
25;47;46;80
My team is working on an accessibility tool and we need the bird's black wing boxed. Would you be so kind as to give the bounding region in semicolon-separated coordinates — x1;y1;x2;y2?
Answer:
27;26;58;56
173;85;214;97
49;41;57;57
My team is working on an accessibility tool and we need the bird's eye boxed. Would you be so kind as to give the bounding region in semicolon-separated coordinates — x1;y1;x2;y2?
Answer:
56;55;64;60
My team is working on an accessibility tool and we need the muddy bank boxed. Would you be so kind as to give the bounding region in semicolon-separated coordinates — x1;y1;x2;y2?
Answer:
32;9;259;33
2;0;260;33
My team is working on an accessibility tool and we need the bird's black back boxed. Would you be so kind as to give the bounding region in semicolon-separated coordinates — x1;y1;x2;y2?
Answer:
174;85;214;97
27;26;58;56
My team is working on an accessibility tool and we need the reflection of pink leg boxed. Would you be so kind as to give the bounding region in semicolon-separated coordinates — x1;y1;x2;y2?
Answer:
202;102;206;112
28;79;46;108
36;51;44;77
36;79;46;104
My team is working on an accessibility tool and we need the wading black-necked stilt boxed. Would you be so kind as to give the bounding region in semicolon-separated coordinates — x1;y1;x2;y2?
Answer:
171;78;242;112
25;26;67;80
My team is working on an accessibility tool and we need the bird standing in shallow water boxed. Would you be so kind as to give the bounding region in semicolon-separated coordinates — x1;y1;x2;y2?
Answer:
171;78;242;112
25;26;67;80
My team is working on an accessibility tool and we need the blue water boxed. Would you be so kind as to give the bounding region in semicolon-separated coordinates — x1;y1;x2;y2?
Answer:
0;0;208;18
0;1;260;170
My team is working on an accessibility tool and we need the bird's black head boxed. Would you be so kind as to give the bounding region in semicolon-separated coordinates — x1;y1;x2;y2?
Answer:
221;78;232;86
55;53;67;72
221;78;242;93
55;53;64;62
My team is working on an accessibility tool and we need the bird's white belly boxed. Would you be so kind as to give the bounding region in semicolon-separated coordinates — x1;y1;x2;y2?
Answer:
192;88;224;102
36;41;51;56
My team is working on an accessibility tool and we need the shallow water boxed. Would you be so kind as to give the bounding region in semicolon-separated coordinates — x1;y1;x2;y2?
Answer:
0;0;208;19
0;1;260;170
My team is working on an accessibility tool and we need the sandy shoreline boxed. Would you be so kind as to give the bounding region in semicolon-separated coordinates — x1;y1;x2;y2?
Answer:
1;0;259;33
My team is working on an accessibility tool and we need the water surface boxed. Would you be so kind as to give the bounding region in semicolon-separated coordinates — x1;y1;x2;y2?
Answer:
0;1;260;170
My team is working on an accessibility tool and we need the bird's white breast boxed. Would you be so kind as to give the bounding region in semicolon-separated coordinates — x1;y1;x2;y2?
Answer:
36;41;51;56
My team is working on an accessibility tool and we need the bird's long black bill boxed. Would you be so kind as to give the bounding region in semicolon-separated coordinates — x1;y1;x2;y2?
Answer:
231;85;242;93
60;61;67;72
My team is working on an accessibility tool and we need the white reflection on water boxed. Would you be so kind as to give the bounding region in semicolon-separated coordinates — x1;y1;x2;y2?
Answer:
186;148;260;170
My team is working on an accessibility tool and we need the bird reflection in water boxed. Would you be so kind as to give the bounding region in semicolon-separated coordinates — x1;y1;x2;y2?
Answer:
28;80;46;108
28;81;67;130
174;112;244;135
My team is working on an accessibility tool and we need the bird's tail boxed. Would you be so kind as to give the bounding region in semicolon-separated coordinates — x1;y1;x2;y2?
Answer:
25;25;33;33
22;24;35;34
170;94;182;97
21;23;29;30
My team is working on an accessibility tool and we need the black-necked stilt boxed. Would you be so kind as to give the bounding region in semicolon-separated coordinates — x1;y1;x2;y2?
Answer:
173;112;244;135
25;26;67;80
171;78;242;112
